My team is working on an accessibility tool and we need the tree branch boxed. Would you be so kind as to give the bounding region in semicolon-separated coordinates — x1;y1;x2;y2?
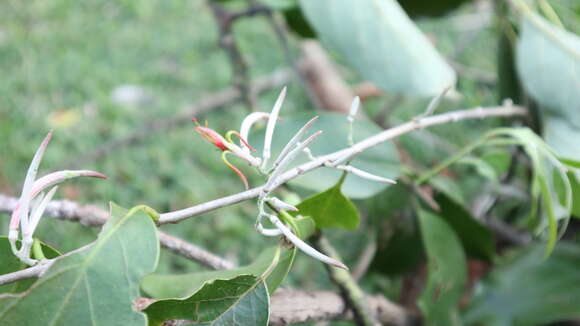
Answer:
0;260;52;286
315;235;380;326
0;194;235;270
207;0;261;112
133;289;415;326
159;105;527;224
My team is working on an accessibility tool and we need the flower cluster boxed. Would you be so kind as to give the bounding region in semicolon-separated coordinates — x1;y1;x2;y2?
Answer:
9;132;107;265
193;88;396;269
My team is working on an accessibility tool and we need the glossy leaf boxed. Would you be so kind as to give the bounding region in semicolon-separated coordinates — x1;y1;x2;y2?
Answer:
144;275;269;326
299;0;456;96
434;193;495;261
142;246;294;299
418;209;467;326
295;174;360;230
464;243;580;326
0;237;61;294
516;6;580;160
250;113;401;199
0;203;159;326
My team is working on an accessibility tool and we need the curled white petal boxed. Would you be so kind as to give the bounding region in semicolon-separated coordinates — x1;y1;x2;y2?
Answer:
256;222;284;236
266;214;348;270
335;165;397;184
239;112;270;154
271;116;318;172
26;186;58;238
267;197;298;212
224;143;261;167
347;96;360;122
262;87;287;169
30;170;107;198
17;131;53;231
265;131;323;192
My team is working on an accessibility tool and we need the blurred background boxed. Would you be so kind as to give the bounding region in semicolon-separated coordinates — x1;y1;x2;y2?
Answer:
1;0;579;324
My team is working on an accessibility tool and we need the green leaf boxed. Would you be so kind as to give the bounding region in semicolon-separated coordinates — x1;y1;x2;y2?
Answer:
434;193;495;261
298;0;456;96
457;157;499;183
142;246;294;299
283;7;316;38
0;237;61;294
250;113;400;199
481;150;511;177
0;203;159;326
371;221;425;276
144;275;269;326
560;157;580;169
295;174;360;230
418;209;467;326
515;6;580;160
464;243;580;326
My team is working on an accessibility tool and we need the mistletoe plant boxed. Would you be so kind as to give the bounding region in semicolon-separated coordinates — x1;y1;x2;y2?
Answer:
190;88;396;269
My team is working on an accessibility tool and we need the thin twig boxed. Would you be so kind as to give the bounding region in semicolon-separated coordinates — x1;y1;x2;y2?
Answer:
315;235;380;326
207;0;261;112
0;194;235;270
352;238;377;281
159;105;527;224
0;260;52;286
258;3;324;110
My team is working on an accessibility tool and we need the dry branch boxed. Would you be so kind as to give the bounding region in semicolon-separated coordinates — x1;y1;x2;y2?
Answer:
133;289;415;326
0;194;235;270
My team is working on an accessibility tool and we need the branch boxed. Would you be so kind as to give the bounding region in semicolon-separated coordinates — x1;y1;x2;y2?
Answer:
269;289;415;326
159;105;527;224
0;194;235;270
133;289;415;326
64;67;293;168
0;260;52;286
315;235;380;326
207;0;261;111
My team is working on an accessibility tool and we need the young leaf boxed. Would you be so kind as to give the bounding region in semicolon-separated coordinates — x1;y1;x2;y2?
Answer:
0;203;159;326
0;237;61;294
417;209;467;326
295;174;360;230
464;243;580;325
142;246;295;299
144;275;269;326
298;0;456;97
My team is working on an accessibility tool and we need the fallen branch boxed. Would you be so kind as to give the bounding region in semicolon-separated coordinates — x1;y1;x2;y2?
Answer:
132;289;415;326
0;194;235;270
159;104;527;224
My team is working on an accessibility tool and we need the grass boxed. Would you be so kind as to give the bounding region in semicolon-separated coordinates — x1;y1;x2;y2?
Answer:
0;0;507;301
